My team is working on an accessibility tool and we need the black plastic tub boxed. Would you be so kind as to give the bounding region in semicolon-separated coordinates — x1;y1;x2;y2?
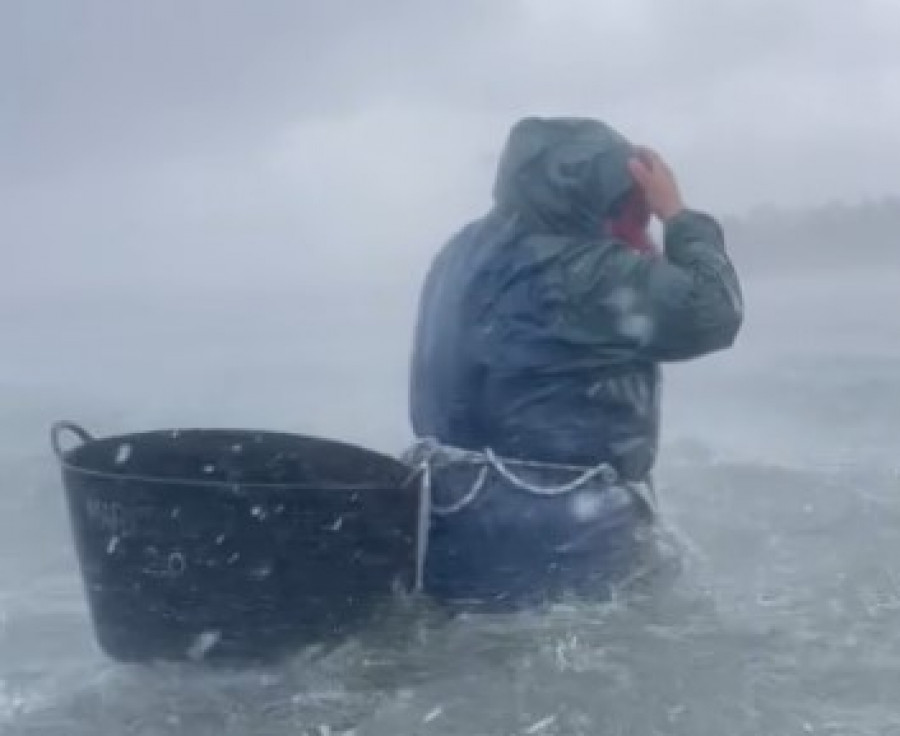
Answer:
51;421;423;664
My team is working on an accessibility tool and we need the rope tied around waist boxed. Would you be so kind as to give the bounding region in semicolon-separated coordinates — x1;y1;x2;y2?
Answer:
402;438;657;517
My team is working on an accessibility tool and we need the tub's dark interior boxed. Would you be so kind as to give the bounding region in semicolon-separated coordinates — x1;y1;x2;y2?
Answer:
64;429;411;487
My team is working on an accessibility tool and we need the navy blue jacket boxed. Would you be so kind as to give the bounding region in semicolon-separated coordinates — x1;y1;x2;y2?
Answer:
409;118;743;480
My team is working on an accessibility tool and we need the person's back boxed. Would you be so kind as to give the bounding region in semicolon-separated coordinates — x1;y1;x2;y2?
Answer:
408;117;743;608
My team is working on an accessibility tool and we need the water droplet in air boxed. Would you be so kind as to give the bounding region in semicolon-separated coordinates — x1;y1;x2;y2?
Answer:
114;444;132;465
187;630;221;660
571;491;604;522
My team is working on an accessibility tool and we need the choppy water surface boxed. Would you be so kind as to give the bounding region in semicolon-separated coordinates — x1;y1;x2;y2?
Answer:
2;275;898;735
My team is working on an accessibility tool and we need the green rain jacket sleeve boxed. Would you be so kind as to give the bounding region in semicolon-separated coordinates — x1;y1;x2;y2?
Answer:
551;209;744;362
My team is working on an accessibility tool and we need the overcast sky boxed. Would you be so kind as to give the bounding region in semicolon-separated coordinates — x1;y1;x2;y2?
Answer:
3;0;899;299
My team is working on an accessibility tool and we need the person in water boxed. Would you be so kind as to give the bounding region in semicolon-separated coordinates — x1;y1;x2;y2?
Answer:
407;117;743;610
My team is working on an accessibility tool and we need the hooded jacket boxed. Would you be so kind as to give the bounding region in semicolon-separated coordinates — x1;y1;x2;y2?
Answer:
409;117;743;480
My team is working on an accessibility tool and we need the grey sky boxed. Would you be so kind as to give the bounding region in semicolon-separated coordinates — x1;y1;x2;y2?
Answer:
4;0;900;298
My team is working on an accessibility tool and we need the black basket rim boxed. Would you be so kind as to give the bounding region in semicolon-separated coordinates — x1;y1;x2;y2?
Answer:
53;424;419;492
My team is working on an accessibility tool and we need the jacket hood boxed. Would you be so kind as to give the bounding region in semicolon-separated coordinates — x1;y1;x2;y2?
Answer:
492;117;637;236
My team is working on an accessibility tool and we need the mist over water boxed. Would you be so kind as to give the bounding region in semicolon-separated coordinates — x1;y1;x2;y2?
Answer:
2;262;898;734
3;1;900;733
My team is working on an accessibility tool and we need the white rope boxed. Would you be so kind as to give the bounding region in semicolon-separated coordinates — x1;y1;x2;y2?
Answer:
484;447;618;496
413;461;430;592
403;438;654;518
429;465;490;516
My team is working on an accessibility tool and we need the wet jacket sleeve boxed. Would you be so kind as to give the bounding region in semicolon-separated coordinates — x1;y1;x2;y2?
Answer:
555;209;744;362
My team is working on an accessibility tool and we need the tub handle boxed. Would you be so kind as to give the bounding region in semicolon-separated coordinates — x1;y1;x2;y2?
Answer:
51;421;95;460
